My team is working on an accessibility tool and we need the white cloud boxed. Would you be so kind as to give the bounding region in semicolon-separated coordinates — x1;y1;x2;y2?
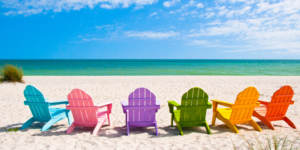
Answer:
187;0;300;54
125;31;178;39
190;40;209;45
184;0;203;8
188;20;249;38
196;3;203;8
167;0;204;17
256;0;300;15
81;37;104;42
100;4;113;9
163;0;180;8
96;24;114;30
1;0;158;15
149;11;158;17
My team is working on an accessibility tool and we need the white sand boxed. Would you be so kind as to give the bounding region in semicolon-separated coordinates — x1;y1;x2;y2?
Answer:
0;76;299;150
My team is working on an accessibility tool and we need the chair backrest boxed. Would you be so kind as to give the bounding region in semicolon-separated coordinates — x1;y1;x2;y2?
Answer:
67;89;98;126
230;87;259;124
180;87;210;123
266;85;294;120
127;88;157;123
24;85;51;121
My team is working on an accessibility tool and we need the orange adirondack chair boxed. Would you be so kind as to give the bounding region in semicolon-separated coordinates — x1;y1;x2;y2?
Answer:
253;85;296;129
211;87;262;133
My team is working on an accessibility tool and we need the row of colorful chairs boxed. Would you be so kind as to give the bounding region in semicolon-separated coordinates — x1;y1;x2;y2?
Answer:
20;85;296;136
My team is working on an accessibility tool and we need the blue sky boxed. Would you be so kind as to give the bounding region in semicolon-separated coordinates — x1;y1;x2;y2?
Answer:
0;0;300;59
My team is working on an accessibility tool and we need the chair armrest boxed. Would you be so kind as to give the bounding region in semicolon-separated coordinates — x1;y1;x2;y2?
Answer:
258;100;269;105
168;100;180;107
121;101;128;113
168;100;181;113
121;101;128;106
256;101;260;107
207;102;212;109
122;100;160;114
49;101;68;106
156;101;160;105
211;99;233;107
96;102;112;113
96;103;112;108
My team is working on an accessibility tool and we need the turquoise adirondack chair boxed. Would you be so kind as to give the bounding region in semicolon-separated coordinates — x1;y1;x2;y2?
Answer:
168;87;212;135
20;85;72;131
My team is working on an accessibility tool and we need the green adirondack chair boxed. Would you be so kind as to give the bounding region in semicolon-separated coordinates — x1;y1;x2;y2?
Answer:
168;87;212;135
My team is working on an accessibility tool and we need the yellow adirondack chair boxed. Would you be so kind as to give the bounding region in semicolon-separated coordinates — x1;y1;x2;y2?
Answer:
211;87;262;133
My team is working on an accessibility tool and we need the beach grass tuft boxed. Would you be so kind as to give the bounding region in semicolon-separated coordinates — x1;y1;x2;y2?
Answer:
6;127;20;132
0;64;24;83
242;136;299;150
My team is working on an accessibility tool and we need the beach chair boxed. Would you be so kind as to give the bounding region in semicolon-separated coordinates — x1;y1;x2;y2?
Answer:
168;87;212;135
20;85;71;131
253;85;296;129
121;88;160;136
211;87;262;133
66;89;112;135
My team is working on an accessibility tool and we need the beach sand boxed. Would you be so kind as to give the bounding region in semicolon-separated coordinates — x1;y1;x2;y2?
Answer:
0;76;299;150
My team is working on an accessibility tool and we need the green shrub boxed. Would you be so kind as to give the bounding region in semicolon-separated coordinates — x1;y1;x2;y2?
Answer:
0;65;24;83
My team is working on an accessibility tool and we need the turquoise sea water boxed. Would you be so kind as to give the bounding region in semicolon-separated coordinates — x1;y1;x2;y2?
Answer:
0;59;300;76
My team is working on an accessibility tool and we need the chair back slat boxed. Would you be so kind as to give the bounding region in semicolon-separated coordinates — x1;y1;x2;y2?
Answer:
127;88;157;122
266;85;294;120
180;87;210;123
230;87;259;124
67;89;98;126
24;85;51;121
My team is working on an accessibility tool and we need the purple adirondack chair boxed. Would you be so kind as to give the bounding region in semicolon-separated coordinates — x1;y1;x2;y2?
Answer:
121;88;160;136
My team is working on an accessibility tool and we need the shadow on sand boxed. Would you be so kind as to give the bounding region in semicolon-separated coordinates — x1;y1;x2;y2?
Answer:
2;121;284;137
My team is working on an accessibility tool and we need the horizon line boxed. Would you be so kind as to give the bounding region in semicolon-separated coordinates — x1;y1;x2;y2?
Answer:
1;58;300;61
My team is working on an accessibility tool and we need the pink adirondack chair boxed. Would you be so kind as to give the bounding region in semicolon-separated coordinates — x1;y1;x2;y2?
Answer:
66;89;112;135
122;87;160;136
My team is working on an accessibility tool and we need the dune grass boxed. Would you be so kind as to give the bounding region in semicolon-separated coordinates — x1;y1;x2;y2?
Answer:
232;135;299;150
0;64;24;83
6;127;20;132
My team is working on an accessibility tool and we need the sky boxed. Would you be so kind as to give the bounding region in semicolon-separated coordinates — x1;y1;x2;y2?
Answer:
0;0;300;59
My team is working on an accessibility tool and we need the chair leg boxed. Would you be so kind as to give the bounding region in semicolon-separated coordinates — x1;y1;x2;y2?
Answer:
107;113;111;126
66;123;76;134
212;102;217;126
261;118;274;130
126;123;130;136
171;114;174;127
176;123;183;135
154;122;158;136
283;116;296;129
204;121;211;134
253;111;274;130
92;118;106;136
41;116;64;131
66;111;72;125
216;113;239;133
20;117;35;130
249;119;262;132
225;121;239;133
212;112;217;126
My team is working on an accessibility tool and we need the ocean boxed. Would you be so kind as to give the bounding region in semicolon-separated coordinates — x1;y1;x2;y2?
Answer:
0;59;300;76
